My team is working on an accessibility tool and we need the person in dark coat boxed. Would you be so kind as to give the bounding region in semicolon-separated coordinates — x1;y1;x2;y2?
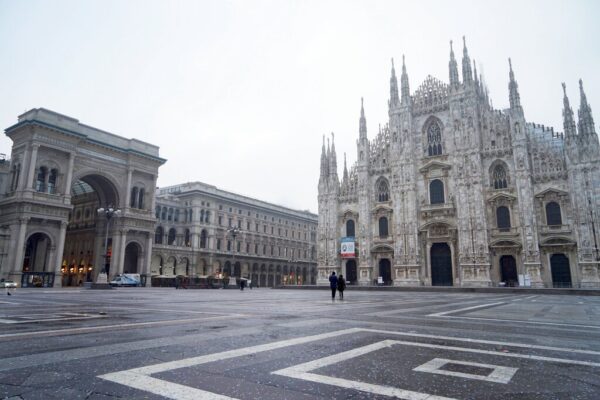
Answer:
329;271;338;300
337;274;346;300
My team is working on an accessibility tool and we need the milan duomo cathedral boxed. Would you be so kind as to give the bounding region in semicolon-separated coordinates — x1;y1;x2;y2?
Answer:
317;38;600;288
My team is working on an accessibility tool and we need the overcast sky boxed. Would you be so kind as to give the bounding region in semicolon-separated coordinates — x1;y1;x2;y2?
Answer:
1;0;598;213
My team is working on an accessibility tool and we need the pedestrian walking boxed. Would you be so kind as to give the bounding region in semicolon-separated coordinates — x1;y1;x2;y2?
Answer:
337;274;346;300
329;271;338;301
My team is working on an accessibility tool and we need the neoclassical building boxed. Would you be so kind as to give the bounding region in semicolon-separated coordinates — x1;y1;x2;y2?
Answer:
317;39;600;288
151;182;318;287
0;108;165;287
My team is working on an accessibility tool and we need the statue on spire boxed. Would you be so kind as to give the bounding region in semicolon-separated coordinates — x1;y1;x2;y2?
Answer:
400;55;411;106
562;83;578;139
359;97;367;139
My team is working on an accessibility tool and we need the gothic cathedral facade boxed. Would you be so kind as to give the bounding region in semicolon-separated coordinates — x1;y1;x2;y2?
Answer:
317;38;600;288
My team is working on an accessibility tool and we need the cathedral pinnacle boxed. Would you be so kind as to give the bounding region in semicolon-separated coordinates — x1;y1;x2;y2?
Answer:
319;134;328;179
449;40;459;87
400;54;411;106
389;58;399;107
462;36;473;84
562;83;578;138
343;152;348;182
359;97;367;139
329;132;338;182
578;79;596;136
508;58;522;110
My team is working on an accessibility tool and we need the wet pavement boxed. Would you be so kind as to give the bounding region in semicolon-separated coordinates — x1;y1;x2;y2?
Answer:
1;288;599;399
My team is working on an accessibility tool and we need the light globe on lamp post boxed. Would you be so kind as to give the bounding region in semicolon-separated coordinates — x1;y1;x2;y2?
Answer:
226;226;241;288
97;205;121;282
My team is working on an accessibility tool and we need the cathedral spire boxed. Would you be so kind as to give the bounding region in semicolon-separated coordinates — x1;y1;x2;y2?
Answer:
578;79;596;136
473;60;479;88
359;97;367;140
343;152;348;182
461;36;473;85
562;83;578;139
389;58;399;107
330;132;338;181
449;40;460;87
508;58;522;111
320;134;327;179
400;55;411;106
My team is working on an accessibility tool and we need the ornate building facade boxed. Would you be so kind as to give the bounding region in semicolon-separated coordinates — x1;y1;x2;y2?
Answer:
152;182;318;287
317;39;600;288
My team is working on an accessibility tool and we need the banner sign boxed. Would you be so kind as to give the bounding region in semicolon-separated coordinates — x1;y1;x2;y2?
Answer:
340;237;356;259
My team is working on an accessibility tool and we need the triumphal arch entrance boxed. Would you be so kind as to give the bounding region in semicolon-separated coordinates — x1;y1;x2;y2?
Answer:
0;108;165;287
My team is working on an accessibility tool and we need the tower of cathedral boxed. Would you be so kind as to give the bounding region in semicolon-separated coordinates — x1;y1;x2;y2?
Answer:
317;38;600;288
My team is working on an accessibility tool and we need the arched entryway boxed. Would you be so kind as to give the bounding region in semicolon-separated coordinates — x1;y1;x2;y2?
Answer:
21;232;55;287
550;253;572;288
379;259;392;285
346;259;357;284
431;243;452;286
123;242;140;273
164;256;176;276
500;255;518;287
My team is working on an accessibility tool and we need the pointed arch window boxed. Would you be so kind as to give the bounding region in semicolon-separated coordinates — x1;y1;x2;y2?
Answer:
492;165;508;189
429;179;445;204
346;219;355;237
378;216;389;238
427;120;443;156
546;202;562;226
496;206;511;230
376;178;389;202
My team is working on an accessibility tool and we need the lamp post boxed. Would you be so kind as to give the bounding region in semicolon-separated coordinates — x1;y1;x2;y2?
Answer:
226;226;241;287
97;206;121;280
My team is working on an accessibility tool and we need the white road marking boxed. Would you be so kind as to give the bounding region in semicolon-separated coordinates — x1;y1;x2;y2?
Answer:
0;313;243;339
0;313;106;324
0;300;21;305
428;302;505;317
413;358;518;384
99;327;600;400
432;315;600;330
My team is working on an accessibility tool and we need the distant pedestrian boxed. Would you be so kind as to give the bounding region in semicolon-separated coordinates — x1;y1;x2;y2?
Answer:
337;274;346;300
240;279;246;291
329;272;338;300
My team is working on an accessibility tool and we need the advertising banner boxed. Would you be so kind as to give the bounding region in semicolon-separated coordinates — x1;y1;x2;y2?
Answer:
341;237;356;259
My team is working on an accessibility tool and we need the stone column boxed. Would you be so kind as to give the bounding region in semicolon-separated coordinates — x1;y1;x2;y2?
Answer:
125;168;133;208
144;233;153;286
53;221;68;287
63;152;75;204
9;218;30;282
112;229;128;277
25;144;39;191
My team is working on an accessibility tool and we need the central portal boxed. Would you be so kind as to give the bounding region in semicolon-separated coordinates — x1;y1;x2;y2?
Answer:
430;243;452;286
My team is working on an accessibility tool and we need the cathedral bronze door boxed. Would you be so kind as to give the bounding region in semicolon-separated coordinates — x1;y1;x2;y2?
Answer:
550;253;572;288
431;243;452;286
346;260;357;284
500;255;518;287
379;259;392;285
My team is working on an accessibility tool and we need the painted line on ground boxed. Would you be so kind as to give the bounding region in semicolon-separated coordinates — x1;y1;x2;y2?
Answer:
428;302;505;317
413;358;517;384
0;313;246;339
432;315;600;330
99;327;600;400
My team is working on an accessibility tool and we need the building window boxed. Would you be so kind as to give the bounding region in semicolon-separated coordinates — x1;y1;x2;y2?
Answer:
346;219;355;237
427;120;443;156
184;229;191;246
227;240;231;251
205;211;210;223
237;241;241;252
35;166;47;192
48;169;57;194
546;202;562;226
496;206;511;230
218;216;222;226
378;217;388;238
174;209;179;222
130;187;139;207
492;164;508;189
377;178;389;202
155;206;161;218
429;179;445;204
217;239;221;250
155;227;163;244
200;230;207;248
138;188;145;209
168;228;176;245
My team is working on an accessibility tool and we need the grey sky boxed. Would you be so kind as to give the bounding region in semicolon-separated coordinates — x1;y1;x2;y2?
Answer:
1;0;598;213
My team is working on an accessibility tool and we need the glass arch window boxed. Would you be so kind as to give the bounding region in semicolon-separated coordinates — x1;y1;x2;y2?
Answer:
377;179;389;202
138;188;145;209
429;179;445;204
496;206;511;230
130;187;138;207
546;202;562;226
155;227;163;244
200;230;207;248
427;120;443;156
378;216;389;238
492;164;508;189
36;166;47;192
184;229;191;246
346;219;355;237
168;228;177;245
48;169;57;194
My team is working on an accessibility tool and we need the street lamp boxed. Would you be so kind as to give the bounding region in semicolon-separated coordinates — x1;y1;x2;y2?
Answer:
226;226;241;287
97;206;121;280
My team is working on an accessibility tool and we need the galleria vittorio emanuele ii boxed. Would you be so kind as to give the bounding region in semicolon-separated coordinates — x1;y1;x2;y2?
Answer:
317;38;600;288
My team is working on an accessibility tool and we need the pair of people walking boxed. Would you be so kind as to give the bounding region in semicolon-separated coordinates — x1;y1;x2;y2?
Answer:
329;272;346;301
